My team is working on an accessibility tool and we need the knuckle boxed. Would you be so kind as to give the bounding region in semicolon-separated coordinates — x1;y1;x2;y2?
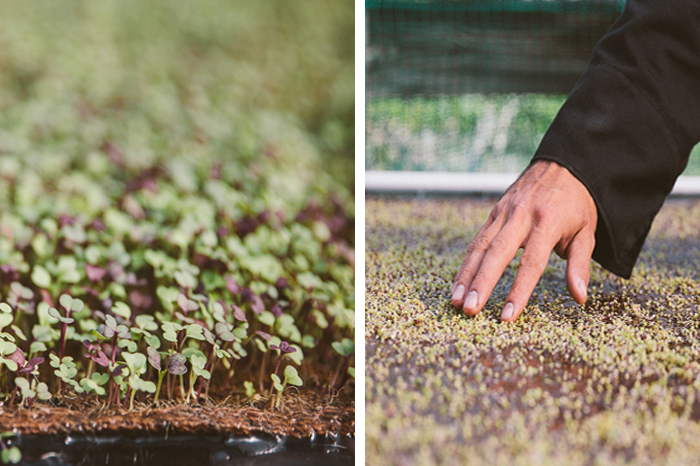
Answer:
488;235;510;255
518;250;544;272
467;235;491;254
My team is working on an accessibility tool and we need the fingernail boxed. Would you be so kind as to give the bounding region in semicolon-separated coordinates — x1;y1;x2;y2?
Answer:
464;291;478;310
577;279;587;301
451;284;465;302
501;302;514;320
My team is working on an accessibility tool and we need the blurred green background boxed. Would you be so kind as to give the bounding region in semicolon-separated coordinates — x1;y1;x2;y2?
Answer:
0;0;355;210
366;95;700;174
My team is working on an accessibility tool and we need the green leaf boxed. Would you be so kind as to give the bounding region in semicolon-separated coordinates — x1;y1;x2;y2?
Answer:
0;314;13;331
32;325;54;343
30;341;47;355
270;373;284;392
332;338;355;357
0;340;17;357
301;335;315;348
286;345;304;365
135;315;158;332
0;303;11;314
297;272;323;289
244;381;255;398
11;325;27;342
31;265;51;289
284;365;303;386
257;311;275;327
3;446;21;464
185;324;205;341
1;358;18;372
174;270;197;289
85;245;102;264
112;302;132;320
348;367;355;378
14;378;29;390
245;255;284;282
119;339;138;352
190;353;207;369
145;334;161;349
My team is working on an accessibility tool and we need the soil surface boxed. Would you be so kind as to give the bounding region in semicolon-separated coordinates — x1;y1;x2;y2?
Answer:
0;390;354;438
366;197;700;465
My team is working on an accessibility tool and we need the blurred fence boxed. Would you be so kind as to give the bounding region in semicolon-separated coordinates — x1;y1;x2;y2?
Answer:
365;1;627;173
366;0;623;96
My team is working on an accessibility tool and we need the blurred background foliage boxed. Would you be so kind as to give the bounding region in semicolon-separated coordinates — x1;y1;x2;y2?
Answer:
0;0;355;213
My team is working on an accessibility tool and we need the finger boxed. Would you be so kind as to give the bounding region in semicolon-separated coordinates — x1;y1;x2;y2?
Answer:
565;230;595;305
500;233;557;322
451;214;507;308
462;221;529;316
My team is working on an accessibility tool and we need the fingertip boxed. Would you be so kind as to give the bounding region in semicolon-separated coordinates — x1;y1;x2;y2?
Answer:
572;277;588;305
500;302;515;322
462;290;480;316
450;283;466;308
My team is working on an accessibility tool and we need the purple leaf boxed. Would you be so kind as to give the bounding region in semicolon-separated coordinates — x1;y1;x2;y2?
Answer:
177;294;198;314
270;341;296;354
231;304;247;322
84;351;109;368
99;324;115;339
85;264;107;282
82;340;100;352
112;363;126;376
116;326;131;340
215;322;235;342
0;265;19;284
129;290;153;309
19;356;45;374
175;312;195;325
147;347;161;371
225;276;241;295
167;353;188;375
203;328;216;346
240;288;254;303
270;303;283;318
94;351;109;367
250;295;264;314
274;278;289;291
7;348;26;368
256;330;271;341
126;273;148;287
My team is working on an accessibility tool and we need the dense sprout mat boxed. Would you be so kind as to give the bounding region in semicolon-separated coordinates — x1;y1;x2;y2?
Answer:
0;1;354;463
366;197;700;466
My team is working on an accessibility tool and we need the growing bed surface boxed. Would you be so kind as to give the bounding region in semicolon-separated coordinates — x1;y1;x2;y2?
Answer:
366;197;700;465
0;0;354;456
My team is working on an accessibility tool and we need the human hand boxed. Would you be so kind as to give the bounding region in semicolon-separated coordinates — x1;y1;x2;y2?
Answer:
451;160;597;321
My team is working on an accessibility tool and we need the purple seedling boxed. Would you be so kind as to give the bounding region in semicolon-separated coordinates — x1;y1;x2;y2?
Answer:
270;340;297;378
99;314;131;365
194;321;235;402
82;340;109;379
147;347;187;404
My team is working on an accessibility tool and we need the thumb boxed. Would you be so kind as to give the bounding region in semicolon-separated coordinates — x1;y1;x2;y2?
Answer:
565;231;595;305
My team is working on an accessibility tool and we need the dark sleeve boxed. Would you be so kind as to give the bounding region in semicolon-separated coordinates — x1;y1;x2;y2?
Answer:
532;0;700;278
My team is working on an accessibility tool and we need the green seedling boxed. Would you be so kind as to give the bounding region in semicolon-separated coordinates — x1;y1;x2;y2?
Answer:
330;338;355;390
270;365;303;409
0;432;21;464
15;377;51;408
121;352;156;410
49;354;81;394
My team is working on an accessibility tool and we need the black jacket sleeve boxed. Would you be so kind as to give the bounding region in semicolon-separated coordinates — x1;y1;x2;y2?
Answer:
532;0;700;278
